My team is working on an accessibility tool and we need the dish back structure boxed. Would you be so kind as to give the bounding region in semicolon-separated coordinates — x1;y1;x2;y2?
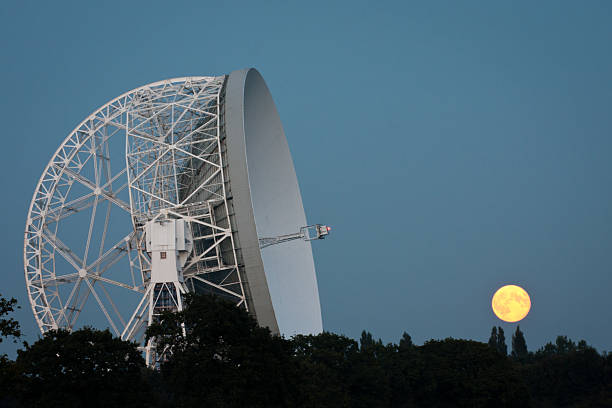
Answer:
24;68;323;364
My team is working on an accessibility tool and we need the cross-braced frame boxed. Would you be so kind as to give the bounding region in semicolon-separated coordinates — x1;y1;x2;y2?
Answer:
24;77;248;353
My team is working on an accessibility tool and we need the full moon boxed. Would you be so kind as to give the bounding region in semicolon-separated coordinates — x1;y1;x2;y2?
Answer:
491;285;531;322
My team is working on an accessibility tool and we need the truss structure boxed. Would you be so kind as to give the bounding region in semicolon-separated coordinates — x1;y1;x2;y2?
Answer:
259;224;331;249
24;77;247;361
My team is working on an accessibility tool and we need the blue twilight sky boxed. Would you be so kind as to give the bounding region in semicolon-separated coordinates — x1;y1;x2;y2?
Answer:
1;1;612;356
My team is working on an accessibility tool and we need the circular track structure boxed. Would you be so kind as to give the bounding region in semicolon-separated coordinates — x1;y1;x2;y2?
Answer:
24;69;323;355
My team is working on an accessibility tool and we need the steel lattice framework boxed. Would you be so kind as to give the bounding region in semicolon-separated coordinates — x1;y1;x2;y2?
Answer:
24;76;247;355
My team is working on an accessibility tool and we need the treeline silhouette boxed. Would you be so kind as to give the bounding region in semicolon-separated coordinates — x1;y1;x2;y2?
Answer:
1;293;611;407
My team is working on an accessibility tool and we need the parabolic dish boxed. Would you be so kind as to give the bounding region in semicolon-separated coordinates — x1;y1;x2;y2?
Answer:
23;68;322;341
224;69;322;336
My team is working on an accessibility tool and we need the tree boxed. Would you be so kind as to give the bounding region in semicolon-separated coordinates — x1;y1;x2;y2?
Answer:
0;294;21;344
414;339;529;407
360;330;375;350
399;332;414;351
388;333;419;407
535;335;579;357
488;326;498;350
555;335;577;354
511;325;528;362
146;294;296;408
0;294;21;407
527;336;607;406
292;332;358;407
351;332;390;407
488;326;508;355
14;328;153;408
497;327;507;355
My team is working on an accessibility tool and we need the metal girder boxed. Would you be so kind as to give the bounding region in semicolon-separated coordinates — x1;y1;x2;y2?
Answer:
259;225;331;249
24;77;247;365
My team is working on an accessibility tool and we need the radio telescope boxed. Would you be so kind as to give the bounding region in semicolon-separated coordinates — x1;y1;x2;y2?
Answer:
23;68;328;364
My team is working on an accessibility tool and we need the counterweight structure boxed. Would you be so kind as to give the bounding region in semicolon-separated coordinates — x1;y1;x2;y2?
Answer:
23;69;325;365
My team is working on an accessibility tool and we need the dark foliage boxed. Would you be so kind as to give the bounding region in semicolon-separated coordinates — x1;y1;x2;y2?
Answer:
291;331;359;407
1;294;611;407
399;331;413;350
0;294;21;344
497;326;508;356
292;333;530;407
524;336;612;407
0;294;21;407
511;325;528;362
146;293;296;408
10;328;155;408
488;325;508;356
414;339;528;407
488;326;498;349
